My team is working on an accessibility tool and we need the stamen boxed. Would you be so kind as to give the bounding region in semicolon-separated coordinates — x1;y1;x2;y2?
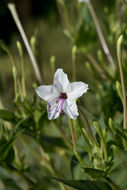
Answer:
56;96;61;103
60;99;65;115
47;93;67;116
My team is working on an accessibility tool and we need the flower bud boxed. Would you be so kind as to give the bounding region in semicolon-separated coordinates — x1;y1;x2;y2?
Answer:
17;41;23;56
116;81;123;103
97;49;103;62
72;45;77;55
50;55;56;74
108;118;115;133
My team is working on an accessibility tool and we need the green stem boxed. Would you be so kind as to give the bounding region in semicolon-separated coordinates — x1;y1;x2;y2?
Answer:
77;120;92;151
69;119;77;151
93;121;108;162
21;55;26;99
116;0;121;31
17;41;26;99
50;55;56;78
72;46;77;81
116;81;123;103
0;41;18;99
56;0;73;32
69;120;88;168
86;54;104;76
0;99;3;109
0;41;15;66
73;0;80;18
12;66;18;98
97;50;114;80
74;150;88;168
78;107;97;146
117;35;127;129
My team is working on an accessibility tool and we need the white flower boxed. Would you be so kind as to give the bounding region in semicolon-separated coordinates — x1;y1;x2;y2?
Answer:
35;69;88;120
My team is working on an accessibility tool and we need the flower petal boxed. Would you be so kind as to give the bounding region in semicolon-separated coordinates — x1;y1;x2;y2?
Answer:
54;69;70;92
63;99;79;120
47;98;61;120
68;82;88;100
35;85;59;101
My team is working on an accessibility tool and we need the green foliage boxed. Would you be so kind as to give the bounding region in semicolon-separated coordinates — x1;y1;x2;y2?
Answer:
39;135;68;152
51;177;113;190
83;168;106;179
0;109;17;123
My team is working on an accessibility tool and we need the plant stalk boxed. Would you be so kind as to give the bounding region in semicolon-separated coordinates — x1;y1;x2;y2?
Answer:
117;35;127;129
56;0;72;32
17;41;26;99
86;0;115;68
77;120;92;151
93;121;108;162
78;107;97;146
72;46;77;81
8;3;42;84
69;119;77;151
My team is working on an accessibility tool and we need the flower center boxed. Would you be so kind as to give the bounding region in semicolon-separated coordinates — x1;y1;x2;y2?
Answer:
47;93;67;117
60;93;67;99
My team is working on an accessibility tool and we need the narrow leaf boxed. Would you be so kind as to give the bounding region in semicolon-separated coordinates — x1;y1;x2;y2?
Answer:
51;177;113;190
0;109;17;123
84;168;106;179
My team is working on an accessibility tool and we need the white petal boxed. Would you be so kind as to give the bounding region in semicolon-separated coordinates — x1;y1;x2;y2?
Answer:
35;85;59;101
68;82;88;100
47;98;61;120
54;68;70;92
63;99;79;120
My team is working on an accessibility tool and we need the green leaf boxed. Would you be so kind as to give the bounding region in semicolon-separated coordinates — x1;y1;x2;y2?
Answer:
107;140;121;149
0;109;17;123
0;138;15;162
116;128;127;141
14;117;28;133
84;168;106;179
35;109;48;129
39;135;68;152
34;109;44;123
51;177;113;190
98;114;107;130
4;147;15;165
